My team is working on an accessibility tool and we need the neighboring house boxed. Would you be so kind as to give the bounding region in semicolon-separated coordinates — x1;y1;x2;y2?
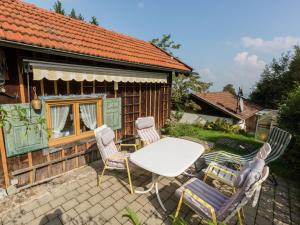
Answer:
190;92;262;132
0;0;192;190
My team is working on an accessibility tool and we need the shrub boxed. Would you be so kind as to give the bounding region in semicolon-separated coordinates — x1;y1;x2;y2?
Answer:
172;110;184;121
204;119;241;134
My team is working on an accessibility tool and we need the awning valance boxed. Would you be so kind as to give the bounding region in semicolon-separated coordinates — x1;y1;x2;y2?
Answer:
30;61;168;83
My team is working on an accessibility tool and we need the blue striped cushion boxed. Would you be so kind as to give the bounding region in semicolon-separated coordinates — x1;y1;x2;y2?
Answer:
176;178;228;219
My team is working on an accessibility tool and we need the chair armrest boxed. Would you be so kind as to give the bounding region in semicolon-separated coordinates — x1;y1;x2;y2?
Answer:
206;163;237;178
183;188;217;224
119;143;138;151
140;139;150;146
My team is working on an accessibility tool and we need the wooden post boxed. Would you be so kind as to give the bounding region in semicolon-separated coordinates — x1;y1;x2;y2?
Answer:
66;81;70;94
54;81;58;95
17;58;25;103
0;129;9;187
17;58;34;184
40;79;45;96
139;83;142;117
80;81;83;94
92;81;95;94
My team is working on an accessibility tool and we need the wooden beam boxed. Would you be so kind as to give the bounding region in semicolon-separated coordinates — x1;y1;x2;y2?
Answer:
139;83;141;117
40;79;45;96
0;129;9;188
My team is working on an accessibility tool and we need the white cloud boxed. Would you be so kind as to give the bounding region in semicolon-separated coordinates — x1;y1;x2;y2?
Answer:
199;67;211;76
234;52;265;69
137;2;145;8
242;36;300;52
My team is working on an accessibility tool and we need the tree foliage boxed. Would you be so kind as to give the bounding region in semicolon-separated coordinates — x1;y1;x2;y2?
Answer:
90;16;99;25
69;8;77;19
279;86;300;134
53;1;93;23
151;34;181;55
151;34;211;111
223;84;236;95
53;0;65;15
250;46;300;108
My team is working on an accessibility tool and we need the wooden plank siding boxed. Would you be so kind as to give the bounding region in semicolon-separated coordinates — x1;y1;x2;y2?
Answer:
0;47;172;189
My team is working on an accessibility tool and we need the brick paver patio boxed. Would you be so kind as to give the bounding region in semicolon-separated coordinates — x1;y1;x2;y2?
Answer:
0;161;299;225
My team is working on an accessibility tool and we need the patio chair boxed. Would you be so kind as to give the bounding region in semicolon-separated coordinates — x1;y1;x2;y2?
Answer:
175;159;269;225
135;116;160;146
94;125;138;194
203;127;291;166
202;143;271;189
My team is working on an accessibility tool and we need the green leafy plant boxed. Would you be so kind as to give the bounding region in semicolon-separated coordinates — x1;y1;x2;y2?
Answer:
123;208;142;225
0;105;47;135
204;119;241;134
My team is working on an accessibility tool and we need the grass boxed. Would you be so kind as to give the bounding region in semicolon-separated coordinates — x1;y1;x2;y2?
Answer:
163;123;262;154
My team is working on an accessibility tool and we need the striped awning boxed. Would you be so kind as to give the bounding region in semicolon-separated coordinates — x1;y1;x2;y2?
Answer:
30;61;168;83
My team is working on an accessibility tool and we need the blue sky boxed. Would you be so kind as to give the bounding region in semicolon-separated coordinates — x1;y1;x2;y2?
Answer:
25;0;300;95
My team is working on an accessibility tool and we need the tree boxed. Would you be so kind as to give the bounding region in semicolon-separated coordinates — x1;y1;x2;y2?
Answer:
53;0;65;15
90;16;99;26
151;34;181;55
69;8;77;19
279;86;300;134
223;84;236;95
77;13;84;21
250;46;300;108
151;35;211;111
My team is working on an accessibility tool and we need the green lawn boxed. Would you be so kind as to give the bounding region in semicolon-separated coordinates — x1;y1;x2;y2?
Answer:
162;123;262;154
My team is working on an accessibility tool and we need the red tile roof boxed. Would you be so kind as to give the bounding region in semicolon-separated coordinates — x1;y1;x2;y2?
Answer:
0;0;192;71
193;91;262;120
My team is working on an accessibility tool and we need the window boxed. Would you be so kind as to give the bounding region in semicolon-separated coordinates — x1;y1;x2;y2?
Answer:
46;98;102;146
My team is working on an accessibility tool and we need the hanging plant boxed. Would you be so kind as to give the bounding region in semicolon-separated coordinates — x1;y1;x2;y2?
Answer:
0;104;47;135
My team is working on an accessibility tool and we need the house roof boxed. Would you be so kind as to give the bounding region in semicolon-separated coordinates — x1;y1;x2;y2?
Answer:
192;91;262;120
0;0;192;72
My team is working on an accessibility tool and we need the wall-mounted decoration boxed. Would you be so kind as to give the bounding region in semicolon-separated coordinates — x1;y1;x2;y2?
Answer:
103;98;122;130
31;87;42;110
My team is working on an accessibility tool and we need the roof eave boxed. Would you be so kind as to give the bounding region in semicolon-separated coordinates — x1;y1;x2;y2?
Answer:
0;39;192;73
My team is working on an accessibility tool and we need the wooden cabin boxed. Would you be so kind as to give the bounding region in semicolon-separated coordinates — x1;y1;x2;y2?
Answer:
0;0;192;190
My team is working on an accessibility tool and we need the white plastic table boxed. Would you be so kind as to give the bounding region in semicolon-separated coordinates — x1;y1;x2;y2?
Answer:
129;137;205;211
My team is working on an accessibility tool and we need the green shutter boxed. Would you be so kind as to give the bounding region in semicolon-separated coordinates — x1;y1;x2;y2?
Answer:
1;103;48;157
103;98;122;130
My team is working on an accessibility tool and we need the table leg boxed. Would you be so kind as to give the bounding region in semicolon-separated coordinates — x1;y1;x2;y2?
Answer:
134;173;167;211
155;180;167;211
134;173;156;194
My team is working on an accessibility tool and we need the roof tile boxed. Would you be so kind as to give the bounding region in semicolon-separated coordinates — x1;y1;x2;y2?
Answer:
0;0;191;71
193;92;262;120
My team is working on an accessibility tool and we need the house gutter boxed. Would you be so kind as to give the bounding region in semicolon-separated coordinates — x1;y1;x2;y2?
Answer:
0;39;192;75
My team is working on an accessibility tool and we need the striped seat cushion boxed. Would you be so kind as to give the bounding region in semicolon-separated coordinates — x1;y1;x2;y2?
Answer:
137;127;160;144
106;152;130;169
176;178;228;219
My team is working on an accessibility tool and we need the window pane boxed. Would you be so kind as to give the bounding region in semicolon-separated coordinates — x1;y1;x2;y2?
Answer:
50;105;74;138
79;103;97;132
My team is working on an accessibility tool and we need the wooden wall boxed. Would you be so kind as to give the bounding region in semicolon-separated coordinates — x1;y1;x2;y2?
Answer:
0;47;172;189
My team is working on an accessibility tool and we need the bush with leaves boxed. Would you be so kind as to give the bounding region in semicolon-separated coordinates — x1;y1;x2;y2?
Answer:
204;119;241;134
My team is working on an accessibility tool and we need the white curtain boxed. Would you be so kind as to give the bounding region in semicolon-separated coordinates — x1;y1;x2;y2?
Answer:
80;103;97;130
51;105;70;138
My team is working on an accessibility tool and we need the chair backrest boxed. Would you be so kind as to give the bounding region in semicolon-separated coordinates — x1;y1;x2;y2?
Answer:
254;142;272;160
135;117;160;144
265;127;292;163
94;125;118;163
218;159;267;222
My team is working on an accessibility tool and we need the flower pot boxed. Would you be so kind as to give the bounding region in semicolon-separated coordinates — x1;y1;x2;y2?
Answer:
31;99;42;110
